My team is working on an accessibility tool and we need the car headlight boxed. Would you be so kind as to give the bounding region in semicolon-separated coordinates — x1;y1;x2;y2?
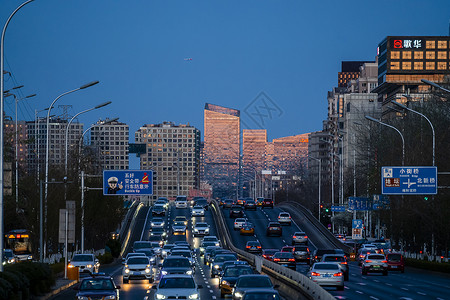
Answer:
205;228;209;232
162;250;167;256
27;255;33;260
235;292;243;298
124;268;130;274
150;257;156;263
156;294;166;299
77;296;89;300
189;293;199;299
145;268;151;273
194;228;198;232
215;242;220;247
214;264;220;269
186;270;193;275
221;280;229;286
86;264;92;268
151;223;155;226
161;270;168;275
68;263;74;268
151;232;154;235
200;247;204;252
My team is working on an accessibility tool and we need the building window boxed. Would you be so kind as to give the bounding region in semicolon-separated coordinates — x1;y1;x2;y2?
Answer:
390;61;400;70
390;51;400;59
437;40;447;49
426;40;435;49
402;51;412;59
402;61;412;70
426;62;435;70
437;62;447;70
414;61;423;70
437;51;447;59
414;51;423;59
426;51;435;59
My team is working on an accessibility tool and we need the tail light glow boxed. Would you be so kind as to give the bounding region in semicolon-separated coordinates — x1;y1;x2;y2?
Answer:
311;272;320;276
334;272;343;277
365;260;372;263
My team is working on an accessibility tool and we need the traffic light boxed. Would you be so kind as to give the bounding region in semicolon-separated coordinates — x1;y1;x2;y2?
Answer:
424;196;429;201
325;208;329;213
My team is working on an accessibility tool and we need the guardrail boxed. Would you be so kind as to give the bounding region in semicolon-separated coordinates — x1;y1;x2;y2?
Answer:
120;202;144;257
119;200;138;245
210;200;336;300
279;201;352;254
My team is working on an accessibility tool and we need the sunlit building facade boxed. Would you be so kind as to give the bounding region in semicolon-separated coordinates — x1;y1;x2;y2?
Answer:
242;129;267;177
266;133;309;172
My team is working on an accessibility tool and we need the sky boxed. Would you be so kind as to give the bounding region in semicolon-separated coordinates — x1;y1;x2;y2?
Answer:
1;0;450;168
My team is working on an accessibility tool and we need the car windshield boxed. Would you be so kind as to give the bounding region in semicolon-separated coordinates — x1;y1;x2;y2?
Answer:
152;218;163;223
193;206;203;209
159;277;195;289
135;250;154;256
80;279;114;290
244;292;280;300
223;267;253;277
368;255;385;260
388;254;402;261
171;251;191;258
173;222;185;227
215;255;236;262
263;250;278;255
279;213;289;217
4;251;14;258
127;257;149;264
175;217;186;221
149;242;161;247
269;223;280;227
152;228;164;233
195;200;207;205
163;258;190;268
294;232;305;235
323;256;345;262
275;252;293;258
314;263;339;270
196;223;208;228
72;255;93;262
294;247;308;251
237;276;272;288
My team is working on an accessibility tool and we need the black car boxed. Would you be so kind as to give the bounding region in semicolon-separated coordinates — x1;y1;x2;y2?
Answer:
223;199;235;209
312;248;345;263
74;276;120;300
293;245;311;264
152;205;166;216
194;199;209;210
245;241;262;254
229;205;244;218
272;251;296;269
266;222;282;236
262;199;274;208
244;200;257;210
219;265;254;298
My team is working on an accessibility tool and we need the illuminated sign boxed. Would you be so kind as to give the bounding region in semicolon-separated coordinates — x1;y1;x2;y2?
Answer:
392;38;423;49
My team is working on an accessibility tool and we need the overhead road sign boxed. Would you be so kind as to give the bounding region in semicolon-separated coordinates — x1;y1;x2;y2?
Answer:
348;197;372;211
103;170;153;195
331;205;346;212
382;166;437;195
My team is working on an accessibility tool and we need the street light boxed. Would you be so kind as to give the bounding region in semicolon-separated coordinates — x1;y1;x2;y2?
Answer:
393;98;435;166
308;156;321;222
421;79;450;93
44;80;99;258
78;117;119;253
365;115;405;166
0;0;36;270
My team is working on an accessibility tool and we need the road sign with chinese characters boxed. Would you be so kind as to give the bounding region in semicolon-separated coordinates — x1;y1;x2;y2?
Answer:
352;219;363;240
103;170;153;195
381;166;437;195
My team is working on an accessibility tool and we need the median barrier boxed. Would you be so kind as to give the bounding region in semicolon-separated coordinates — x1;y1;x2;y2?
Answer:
120;202;144;257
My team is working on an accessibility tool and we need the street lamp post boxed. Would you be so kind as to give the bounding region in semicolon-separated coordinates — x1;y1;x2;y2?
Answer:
0;0;36;271
35;108;50;180
43;80;98;258
365;116;405;166
421;79;450;93
308;156;321;222
393;99;435;166
78;118;118;253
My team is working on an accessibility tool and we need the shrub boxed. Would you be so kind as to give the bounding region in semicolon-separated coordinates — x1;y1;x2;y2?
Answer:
106;239;121;258
50;261;65;275
97;252;114;265
406;258;450;273
0;277;13;300
6;262;54;296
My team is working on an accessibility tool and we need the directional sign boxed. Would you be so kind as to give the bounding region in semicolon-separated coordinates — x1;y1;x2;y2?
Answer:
352;219;363;240
331;205;346;212
382;166;437;195
348;197;372;211
103;170;153;196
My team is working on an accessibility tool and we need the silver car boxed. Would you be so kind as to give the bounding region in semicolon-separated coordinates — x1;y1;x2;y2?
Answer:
150;217;165;228
308;262;344;290
233;218;247;230
277;212;291;225
172;221;187;235
292;231;308;245
193;222;210;236
361;254;388;276
191;205;205;217
321;254;349;281
151;274;202;300
68;253;99;274
122;256;153;284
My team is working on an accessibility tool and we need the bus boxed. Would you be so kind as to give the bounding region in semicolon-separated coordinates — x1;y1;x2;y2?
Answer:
4;229;33;262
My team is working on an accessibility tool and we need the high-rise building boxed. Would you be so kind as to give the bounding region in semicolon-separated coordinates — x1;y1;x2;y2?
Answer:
135;121;201;200
204;103;240;196
266;134;309;172
242;129;267;175
4;119;28;172
338;61;373;88
90;119;129;170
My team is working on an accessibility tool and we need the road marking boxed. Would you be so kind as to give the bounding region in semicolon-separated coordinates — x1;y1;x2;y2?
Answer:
209;290;214;293
385;283;392;286
356;291;364;294
369;297;379;300
207;285;211;289
417;292;426;296
401;287;409;291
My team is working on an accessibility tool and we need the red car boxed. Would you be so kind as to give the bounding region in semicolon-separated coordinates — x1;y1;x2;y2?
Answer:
262;199;274;208
262;249;279;261
386;253;405;273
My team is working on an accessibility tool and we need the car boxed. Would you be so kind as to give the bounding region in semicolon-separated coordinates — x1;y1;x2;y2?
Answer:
150;227;167;240
174;240;192;249
245;241;262;254
234;218;248;230
200;241;218;256
230;205;244;218
308;262;344;290
175;195;188;208
223;199;235;208
172;221;187;235
154;200;168;209
161;243;175;258
292;231;308;245
151;274;202;300
152;204;166;216
232;274;278;300
208;249;235;266
174;216;188;225
122;255;154;283
293;245;311;265
133;241;154;252
150;217;165;228
321;254;349;280
241;289;281;300
191;205;205;217
386;252;405;273
122;252;146;264
193;222;210;236
256;197;264;206
203;246;221;264
170;249;196;268
159;256;194;279
361;253;388;276
277;212;291;225
193;198;209;210
266;222;282;236
210;253;239;277
357;248;378;265
313;249;345;264
244;200;257;210
221;260;250;276
202;235;220;247
281;246;294;253
219;265;254;297
134;249;157;265
3;249;16;264
236;198;245;206
262;199;273;208
262;249;278;261
272;251;296;269
240;222;255;236
157;197;170;209
68;253;100;274
74;275;120;300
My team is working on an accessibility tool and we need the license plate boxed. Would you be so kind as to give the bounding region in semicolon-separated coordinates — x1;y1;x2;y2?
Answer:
391;266;397;268
322;274;332;277
133;271;141;275
373;265;380;268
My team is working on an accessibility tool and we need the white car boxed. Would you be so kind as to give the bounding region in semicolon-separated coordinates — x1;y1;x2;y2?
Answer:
202;236;220;247
191;205;205;217
122;256;154;283
361;253;388;275
175;196;188;208
172;221;187;235
193;222;210;236
277;212;292;225
122;252;147;264
68;253;99;274
234;218;247;230
151;274;202;300
161;244;175;258
308;262;344;291
150;217;165;228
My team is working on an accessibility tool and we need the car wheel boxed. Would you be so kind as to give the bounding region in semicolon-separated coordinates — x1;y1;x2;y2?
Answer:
337;285;344;291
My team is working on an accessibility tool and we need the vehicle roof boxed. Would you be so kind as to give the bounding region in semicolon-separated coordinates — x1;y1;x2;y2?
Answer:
242;288;280;294
158;274;193;279
268;222;281;225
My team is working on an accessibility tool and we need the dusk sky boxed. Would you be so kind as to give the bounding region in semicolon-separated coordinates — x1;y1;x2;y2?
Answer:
2;0;449;167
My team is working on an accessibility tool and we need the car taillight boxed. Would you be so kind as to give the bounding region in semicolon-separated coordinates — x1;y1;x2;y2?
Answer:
365;260;372;263
360;255;365;258
288;258;295;262
341;262;347;264
273;258;280;262
334;272;343;277
304;236;308;239
263;255;268;258
246;245;251;248
382;260;387;263
311;272;320;276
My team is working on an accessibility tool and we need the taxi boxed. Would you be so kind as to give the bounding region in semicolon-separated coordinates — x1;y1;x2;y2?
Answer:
240;222;255;236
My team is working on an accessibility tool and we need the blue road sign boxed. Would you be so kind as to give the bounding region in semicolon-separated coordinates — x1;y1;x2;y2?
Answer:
103;170;153;196
348;197;372;211
352;219;363;229
373;195;390;210
382;166;437;195
331;205;346;212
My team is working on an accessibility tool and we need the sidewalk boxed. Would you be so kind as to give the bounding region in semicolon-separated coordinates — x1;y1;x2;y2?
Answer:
38;278;77;300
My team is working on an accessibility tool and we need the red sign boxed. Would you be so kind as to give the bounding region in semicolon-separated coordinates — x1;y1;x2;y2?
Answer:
385;178;400;187
393;40;403;48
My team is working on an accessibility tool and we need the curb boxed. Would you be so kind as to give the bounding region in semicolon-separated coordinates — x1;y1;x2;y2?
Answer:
38;280;77;300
